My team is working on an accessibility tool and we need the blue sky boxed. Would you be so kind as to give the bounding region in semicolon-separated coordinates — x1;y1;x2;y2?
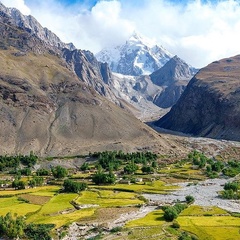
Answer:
2;0;240;68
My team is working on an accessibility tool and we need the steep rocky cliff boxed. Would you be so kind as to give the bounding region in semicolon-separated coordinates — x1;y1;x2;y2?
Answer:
0;2;75;50
0;2;118;104
156;55;240;141
151;56;197;108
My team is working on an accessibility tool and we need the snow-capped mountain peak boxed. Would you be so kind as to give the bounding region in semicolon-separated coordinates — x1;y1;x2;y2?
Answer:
96;32;173;76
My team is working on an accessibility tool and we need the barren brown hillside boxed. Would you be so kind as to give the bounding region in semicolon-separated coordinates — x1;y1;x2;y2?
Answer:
0;14;186;157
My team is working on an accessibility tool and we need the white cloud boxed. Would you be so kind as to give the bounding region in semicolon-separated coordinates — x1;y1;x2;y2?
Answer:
2;0;240;68
1;0;31;15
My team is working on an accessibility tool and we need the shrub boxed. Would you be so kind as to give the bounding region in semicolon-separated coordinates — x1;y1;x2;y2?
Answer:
185;195;195;204
63;179;87;193
80;162;90;171
171;221;180;229
163;207;178;221
36;168;50;176
51;166;68;179
25;223;54;240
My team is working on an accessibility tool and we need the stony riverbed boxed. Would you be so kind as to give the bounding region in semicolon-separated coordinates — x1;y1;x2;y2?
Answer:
143;177;240;213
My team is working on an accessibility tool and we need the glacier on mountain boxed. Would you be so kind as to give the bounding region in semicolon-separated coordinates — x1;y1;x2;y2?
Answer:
96;33;173;76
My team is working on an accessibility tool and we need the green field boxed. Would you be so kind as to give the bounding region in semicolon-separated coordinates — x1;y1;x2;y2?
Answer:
0;196;41;216
1;151;240;239
75;189;144;207
178;206;240;240
126;209;165;227
92;180;178;194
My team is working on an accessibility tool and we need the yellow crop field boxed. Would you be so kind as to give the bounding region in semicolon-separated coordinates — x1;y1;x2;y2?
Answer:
0;197;41;216
32;208;96;228
178;214;240;239
76;190;143;207
0;186;60;196
126;209;165;227
180;205;229;216
92;180;178;194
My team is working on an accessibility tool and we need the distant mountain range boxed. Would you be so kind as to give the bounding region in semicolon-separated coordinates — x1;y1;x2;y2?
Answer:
96;32;173;76
96;35;197;119
0;1;198;119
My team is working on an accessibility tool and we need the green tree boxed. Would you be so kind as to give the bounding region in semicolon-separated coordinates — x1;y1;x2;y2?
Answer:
12;180;25;190
80;162;89;171
124;161;138;174
92;168;116;185
63;179;87;193
36;168;50;176
0;213;25;239
25;224;54;240
141;165;154;174
185;195;195;204
51;166;68;179
163;207;178;221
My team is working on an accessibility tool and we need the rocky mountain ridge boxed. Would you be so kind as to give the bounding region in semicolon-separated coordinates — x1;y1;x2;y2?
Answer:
150;55;198;108
96;32;173;76
96;34;197;118
156;55;240;141
0;2;75;51
0;2;120;104
108;55;197;120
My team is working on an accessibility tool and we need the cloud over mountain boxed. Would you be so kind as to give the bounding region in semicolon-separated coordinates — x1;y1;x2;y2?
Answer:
2;0;240;68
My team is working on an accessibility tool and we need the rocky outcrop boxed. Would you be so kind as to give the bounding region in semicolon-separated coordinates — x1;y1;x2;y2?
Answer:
0;2;75;50
150;56;197;108
62;49;118;103
0;2;120;105
156;55;240;141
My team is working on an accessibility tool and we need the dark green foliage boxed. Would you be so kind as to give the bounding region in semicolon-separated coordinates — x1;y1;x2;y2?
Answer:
163;207;178;221
63;179;87;193
12;180;25;189
110;226;122;233
185;195;195;204
141;165;154;174
25;223;54;240
51;166;68;179
171;221;180;229
91;151;157;168
0;213;25;239
222;160;240;177
92;169;116;185
211;161;224;172
206;171;219;179
179;232;198;240
221;181;240;199
163;203;187;221
20;168;31;176
0;152;38;171
0;155;20;170
188;150;208;168
36;168;50;176
19;151;38;167
151;161;157;168
174;203;187;213
224;182;239;191
29;176;44;187
124;161;138;174
80;162;90;171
